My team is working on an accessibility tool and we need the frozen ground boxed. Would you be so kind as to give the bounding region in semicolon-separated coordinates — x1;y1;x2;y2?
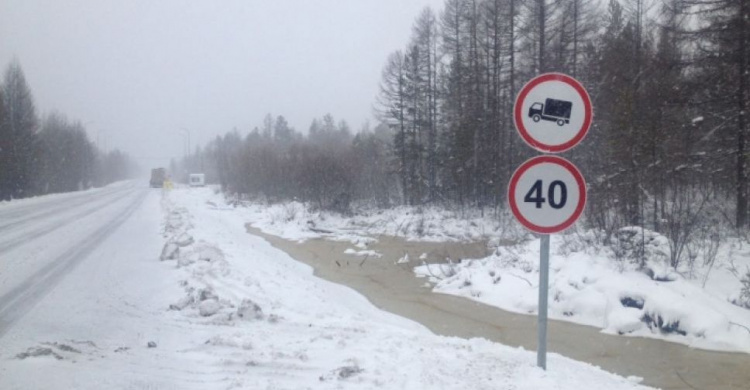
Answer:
241;198;750;355
0;185;651;389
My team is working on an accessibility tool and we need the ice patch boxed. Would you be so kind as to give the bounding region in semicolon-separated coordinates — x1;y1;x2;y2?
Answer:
343;248;381;258
397;253;410;264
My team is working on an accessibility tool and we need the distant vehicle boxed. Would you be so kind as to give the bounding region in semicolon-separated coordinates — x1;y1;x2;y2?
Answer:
528;98;572;126
189;173;205;187
150;168;166;188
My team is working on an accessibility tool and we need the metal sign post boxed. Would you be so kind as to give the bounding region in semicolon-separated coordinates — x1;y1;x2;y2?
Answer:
508;155;586;370
538;234;550;369
509;72;592;370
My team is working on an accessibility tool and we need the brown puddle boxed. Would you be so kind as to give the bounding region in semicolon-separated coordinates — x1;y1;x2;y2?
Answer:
247;225;750;390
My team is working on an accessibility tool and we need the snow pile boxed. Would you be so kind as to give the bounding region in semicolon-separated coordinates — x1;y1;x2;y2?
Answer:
158;187;653;389
161;203;258;324
14;340;97;361
416;230;750;353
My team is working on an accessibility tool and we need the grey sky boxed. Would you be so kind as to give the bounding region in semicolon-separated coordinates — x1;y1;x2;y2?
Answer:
0;0;443;169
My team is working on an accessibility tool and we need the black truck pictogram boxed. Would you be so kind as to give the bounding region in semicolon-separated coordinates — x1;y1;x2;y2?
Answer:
528;98;572;126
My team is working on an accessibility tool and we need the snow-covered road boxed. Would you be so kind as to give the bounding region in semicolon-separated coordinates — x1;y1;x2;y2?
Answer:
0;185;652;389
0;184;234;389
0;182;147;336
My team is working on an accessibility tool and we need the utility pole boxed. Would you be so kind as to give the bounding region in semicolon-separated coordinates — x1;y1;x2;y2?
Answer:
178;129;190;182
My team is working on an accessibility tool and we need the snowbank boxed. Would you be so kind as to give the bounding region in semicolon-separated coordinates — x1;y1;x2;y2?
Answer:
241;198;524;243
416;231;750;354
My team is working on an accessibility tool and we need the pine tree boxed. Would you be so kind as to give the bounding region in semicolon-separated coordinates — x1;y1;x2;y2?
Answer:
2;60;38;199
0;88;10;200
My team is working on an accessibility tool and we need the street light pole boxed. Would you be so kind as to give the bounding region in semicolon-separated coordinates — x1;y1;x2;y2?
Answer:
178;128;192;183
178;130;188;158
180;127;191;158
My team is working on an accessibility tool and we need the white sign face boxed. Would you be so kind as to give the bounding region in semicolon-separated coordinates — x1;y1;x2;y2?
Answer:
508;155;586;234
514;73;592;153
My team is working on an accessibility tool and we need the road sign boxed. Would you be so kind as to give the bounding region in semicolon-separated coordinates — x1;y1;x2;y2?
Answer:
514;73;592;153
509;73;592;370
508;155;586;234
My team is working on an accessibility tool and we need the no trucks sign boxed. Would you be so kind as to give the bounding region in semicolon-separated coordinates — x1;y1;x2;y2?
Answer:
513;73;592;153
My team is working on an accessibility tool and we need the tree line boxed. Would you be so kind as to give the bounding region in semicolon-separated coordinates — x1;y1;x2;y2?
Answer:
198;0;749;242
0;60;137;201
179;114;393;213
375;0;749;233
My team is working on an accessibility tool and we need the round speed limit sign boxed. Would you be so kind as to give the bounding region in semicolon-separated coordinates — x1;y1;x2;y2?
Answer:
508;155;586;234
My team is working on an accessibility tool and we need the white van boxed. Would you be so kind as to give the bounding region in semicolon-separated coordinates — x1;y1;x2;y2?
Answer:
189;173;205;187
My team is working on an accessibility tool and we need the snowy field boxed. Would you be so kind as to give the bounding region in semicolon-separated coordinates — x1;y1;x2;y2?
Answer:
0;186;651;389
240;197;750;355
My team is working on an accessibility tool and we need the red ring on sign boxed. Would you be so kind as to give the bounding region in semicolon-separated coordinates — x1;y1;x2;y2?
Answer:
508;155;587;234
513;73;592;153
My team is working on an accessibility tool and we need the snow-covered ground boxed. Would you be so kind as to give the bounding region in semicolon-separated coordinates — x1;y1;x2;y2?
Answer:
240;198;750;355
416;232;750;354
238;199;520;243
0;186;652;389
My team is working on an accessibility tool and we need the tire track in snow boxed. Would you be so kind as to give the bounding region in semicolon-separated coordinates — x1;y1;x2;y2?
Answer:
0;185;127;225
0;188;121;232
0;185;132;232
0;189;137;254
0;189;148;338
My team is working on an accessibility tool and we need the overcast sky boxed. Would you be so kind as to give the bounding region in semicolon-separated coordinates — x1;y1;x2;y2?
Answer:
0;0;443;169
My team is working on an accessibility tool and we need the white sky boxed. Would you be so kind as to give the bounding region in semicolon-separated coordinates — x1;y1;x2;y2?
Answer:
0;0;443;168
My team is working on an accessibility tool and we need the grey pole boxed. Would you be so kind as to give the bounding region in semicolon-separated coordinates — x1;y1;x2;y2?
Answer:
537;0;547;368
178;131;187;158
538;234;550;369
181;127;191;158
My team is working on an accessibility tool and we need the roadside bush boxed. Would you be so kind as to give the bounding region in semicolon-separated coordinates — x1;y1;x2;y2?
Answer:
611;227;670;269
